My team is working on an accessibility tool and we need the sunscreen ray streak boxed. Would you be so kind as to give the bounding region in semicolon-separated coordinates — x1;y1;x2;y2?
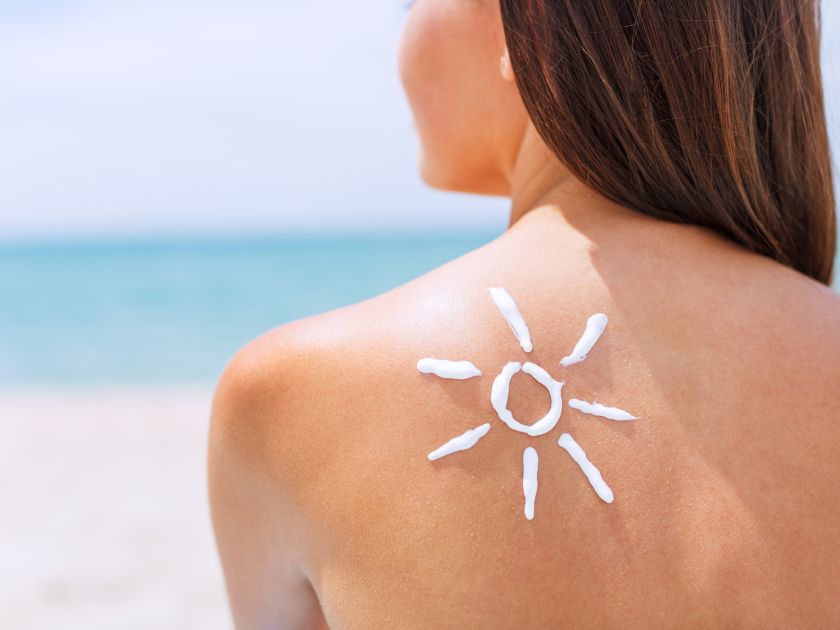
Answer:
568;398;637;421
487;287;533;352
417;358;482;380
427;423;492;461
557;433;614;503
560;313;608;367
522;446;539;520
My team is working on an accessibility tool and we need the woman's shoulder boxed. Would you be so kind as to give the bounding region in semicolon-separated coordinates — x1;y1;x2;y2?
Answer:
209;223;840;626
208;237;500;494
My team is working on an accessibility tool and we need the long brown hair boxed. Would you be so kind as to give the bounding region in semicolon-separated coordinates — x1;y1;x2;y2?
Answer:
500;0;836;284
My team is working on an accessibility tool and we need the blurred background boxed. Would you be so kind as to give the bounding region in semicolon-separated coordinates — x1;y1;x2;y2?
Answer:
0;1;837;628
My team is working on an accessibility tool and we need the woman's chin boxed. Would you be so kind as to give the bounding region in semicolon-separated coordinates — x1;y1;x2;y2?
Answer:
418;159;510;198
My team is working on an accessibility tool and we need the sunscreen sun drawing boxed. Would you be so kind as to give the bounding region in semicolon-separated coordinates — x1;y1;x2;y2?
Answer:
417;287;638;520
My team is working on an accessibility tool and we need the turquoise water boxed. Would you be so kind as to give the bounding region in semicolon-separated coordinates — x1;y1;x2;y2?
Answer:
0;234;496;385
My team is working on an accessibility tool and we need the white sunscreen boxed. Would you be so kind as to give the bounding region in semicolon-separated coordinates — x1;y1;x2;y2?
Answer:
522;446;539;520
488;287;533;352
427;423;491;461
568;398;637;421
417;358;482;380
418;286;637;517
490;361;564;437
557;433;614;503
561;313;608;367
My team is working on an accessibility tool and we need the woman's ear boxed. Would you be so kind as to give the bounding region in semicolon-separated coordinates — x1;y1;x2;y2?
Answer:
500;46;514;82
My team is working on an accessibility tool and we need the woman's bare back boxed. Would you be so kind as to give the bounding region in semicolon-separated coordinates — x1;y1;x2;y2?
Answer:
209;206;840;628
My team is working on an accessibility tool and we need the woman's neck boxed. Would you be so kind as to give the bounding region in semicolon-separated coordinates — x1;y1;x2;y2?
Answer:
506;124;633;231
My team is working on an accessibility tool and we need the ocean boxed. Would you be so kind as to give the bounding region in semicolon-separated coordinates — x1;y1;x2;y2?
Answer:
0;234;496;385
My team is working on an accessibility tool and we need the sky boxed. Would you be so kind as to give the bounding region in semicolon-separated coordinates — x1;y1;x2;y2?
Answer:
0;0;838;241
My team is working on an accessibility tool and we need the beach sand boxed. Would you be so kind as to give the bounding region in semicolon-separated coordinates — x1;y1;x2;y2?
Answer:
0;386;230;630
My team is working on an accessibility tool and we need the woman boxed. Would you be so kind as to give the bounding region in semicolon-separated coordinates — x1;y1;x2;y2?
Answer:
208;1;840;627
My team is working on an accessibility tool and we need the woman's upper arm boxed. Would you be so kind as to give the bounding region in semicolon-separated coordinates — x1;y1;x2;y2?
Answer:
207;328;328;630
